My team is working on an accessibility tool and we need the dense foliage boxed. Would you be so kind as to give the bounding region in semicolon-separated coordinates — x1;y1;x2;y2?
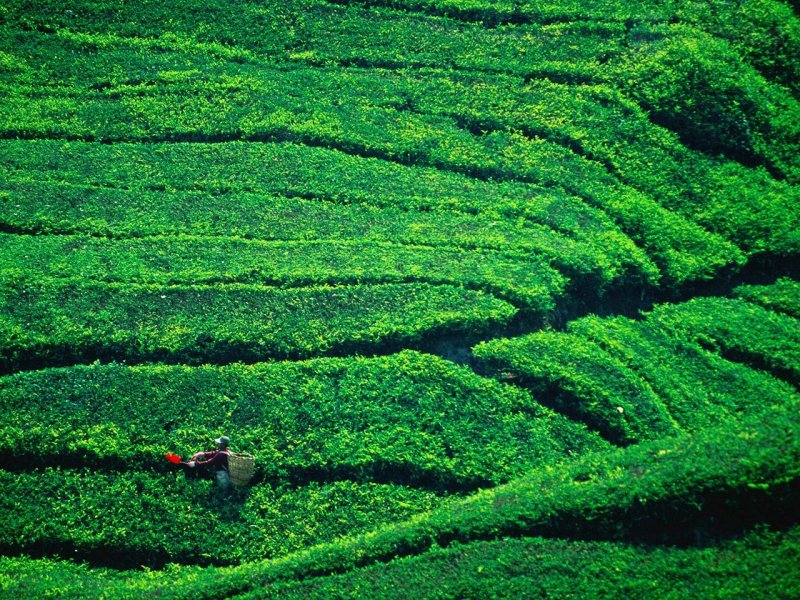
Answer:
0;351;605;487
474;296;798;444
0;279;515;372
1;0;798;596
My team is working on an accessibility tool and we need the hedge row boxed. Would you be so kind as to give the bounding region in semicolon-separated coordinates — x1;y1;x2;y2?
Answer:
567;314;794;433
473;331;680;445
9;2;797;189
384;66;798;255
6;527;799;599
0;179;656;291
0;351;606;488
311;0;800;99
0;470;443;567
244;528;800;599
0;139;629;242
473;299;798;443
5;3;797;237
0;1;625;82
734;278;800;319
0;48;743;287
606;24;800;185
646;297;800;384
0;233;567;309
5;19;793;258
84;393;800;598
5;0;796;92
0;279;516;373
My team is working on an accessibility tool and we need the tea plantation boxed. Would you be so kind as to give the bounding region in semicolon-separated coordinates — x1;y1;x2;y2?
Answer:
1;0;799;597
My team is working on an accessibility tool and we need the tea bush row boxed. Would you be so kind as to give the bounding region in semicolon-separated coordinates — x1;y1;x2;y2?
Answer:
0;141;657;286
0;233;567;310
568;314;794;432
734;277;800;319
243;527;800;599
607;24;800;184
93;394;800;598
0;351;607;487
0;279;515;373
473;299;798;444
5;0;796;92
0;174;656;291
0;51;742;287
473;331;679;445
0;139;628;243
647;297;800;384
6;527;799;599
372;65;799;255
9;2;797;190
0;1;625;83
0;470;443;567
4;3;796;257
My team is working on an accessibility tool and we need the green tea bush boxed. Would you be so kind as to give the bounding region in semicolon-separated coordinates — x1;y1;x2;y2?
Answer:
0;139;657;288
0;469;443;567
0;28;745;285
396;66;799;257
7;0;798;96
1;0;798;594
0;138;620;238
568;314;797;431
474;300;799;439
473;331;679;445
610;25;800;182
0;556;125;599
2;0;624;81
0;351;607;487
0;180;652;290
0;233;567;310
248;527;800;599
734;278;800;319
0;279;516;372
7;527;800;599
99;395;800;598
647;297;800;384
676;0;800;94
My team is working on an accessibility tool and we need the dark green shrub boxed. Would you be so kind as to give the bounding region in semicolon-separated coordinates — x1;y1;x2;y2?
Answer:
734;278;800;319
0;279;516;372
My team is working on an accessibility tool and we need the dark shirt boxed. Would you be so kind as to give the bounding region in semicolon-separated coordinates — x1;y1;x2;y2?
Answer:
194;449;229;470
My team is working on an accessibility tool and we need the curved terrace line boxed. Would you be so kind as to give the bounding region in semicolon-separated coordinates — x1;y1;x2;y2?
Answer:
7;23;607;88
0;227;534;259
0;178;594;246
320;0;673;29
0;456;478;496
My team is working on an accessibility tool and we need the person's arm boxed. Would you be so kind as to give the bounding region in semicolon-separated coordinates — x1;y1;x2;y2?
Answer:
195;451;227;468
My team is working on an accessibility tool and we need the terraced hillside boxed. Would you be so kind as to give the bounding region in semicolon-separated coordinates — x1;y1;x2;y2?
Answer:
1;0;799;597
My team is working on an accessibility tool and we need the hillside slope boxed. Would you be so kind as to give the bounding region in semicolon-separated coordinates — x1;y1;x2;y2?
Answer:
1;0;798;597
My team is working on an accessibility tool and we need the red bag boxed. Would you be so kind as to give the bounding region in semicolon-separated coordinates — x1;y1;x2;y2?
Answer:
165;452;182;464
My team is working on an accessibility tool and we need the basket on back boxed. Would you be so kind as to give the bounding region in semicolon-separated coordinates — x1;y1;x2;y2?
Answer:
228;453;256;487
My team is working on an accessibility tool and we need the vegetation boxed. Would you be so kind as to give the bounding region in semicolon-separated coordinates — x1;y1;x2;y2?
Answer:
0;351;605;487
1;0;798;596
0;278;516;372
474;298;798;444
239;528;800;599
6;391;793;598
0;233;568;309
734;278;800;318
646;297;800;384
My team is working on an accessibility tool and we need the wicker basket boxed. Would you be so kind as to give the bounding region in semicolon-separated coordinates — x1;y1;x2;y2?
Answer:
227;453;256;487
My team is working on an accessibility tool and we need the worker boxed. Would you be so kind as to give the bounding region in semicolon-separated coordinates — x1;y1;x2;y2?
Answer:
187;435;231;490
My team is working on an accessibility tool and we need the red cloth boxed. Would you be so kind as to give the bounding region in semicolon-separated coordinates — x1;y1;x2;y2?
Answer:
193;449;229;470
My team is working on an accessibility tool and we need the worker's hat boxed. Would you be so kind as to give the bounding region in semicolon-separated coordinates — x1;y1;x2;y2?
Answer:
215;436;230;447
